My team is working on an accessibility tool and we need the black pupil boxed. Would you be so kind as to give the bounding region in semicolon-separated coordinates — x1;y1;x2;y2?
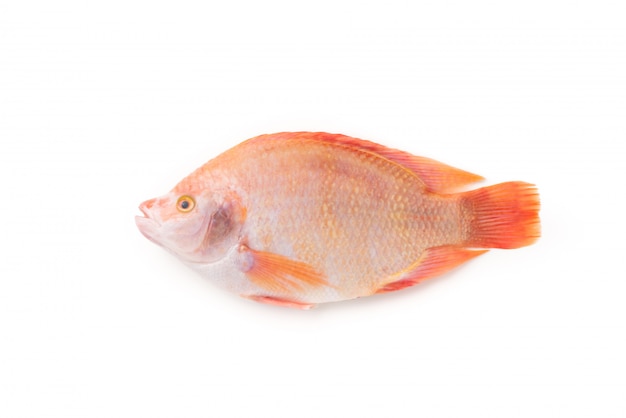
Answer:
180;200;190;209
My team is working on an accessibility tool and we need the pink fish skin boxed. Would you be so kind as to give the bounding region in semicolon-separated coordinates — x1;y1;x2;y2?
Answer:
136;132;540;309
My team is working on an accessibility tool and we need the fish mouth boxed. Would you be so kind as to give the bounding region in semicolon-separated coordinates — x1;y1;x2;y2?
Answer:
139;204;150;218
138;198;157;218
136;198;161;225
136;200;162;244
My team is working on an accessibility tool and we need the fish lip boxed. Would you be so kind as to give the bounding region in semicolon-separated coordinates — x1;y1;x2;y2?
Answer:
137;198;159;221
135;200;160;236
137;201;161;226
139;205;150;218
135;213;155;223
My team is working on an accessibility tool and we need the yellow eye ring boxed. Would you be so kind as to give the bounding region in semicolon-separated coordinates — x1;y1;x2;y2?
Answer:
176;195;195;213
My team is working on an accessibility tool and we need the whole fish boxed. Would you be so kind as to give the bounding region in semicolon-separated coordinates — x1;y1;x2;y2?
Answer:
136;132;540;309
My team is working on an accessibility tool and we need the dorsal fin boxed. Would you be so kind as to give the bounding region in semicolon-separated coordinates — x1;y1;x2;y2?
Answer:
248;132;484;193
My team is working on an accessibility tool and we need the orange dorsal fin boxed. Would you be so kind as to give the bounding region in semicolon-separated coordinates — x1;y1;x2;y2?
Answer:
376;246;488;294
248;132;484;193
240;245;329;293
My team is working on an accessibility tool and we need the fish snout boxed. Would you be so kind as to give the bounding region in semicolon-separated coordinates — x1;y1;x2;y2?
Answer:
136;198;162;244
139;198;157;218
136;198;161;233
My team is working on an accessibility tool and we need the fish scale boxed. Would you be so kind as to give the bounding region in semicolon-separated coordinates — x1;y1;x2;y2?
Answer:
242;140;429;297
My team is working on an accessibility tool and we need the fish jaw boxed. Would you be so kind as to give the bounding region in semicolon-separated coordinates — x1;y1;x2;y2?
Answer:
135;215;162;246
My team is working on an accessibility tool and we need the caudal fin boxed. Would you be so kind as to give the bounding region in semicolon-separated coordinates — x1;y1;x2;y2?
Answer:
463;181;540;249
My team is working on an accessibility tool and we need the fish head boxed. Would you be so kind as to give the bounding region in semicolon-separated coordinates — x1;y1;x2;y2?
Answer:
135;188;245;264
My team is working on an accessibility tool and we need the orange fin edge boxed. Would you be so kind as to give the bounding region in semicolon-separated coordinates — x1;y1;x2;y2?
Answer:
245;295;316;310
239;245;329;293
463;181;541;249
249;132;484;193
376;246;488;294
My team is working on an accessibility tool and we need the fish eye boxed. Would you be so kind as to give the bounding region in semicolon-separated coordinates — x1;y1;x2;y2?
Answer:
176;195;195;213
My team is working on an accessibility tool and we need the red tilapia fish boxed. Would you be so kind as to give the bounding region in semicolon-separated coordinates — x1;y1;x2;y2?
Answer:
136;132;540;309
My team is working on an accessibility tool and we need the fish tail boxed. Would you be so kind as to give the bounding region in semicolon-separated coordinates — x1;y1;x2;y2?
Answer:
462;181;540;249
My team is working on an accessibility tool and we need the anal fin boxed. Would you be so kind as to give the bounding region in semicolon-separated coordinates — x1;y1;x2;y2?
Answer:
376;246;487;294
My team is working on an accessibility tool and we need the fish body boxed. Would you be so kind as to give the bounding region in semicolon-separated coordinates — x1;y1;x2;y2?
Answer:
136;132;540;309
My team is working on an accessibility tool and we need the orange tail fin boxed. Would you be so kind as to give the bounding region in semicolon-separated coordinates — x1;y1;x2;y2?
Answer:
463;181;540;249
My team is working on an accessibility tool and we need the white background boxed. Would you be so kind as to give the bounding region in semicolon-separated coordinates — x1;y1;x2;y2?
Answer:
1;1;625;417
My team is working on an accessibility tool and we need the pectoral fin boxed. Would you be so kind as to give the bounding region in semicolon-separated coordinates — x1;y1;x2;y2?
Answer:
239;245;329;293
